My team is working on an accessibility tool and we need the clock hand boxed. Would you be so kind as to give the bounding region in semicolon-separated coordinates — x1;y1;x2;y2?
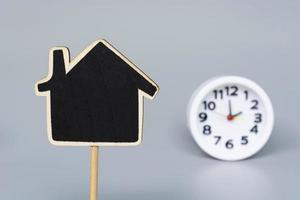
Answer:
227;111;243;121
233;111;243;117
213;110;227;118
227;100;243;121
227;100;234;121
228;100;232;116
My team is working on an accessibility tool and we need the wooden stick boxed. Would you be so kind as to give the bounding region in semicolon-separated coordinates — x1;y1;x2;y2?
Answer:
90;146;99;200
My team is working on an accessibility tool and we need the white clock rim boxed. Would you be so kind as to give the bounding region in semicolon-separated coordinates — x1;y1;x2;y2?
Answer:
187;76;274;161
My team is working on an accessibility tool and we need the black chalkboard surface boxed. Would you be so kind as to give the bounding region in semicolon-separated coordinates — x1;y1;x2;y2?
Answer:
35;39;158;146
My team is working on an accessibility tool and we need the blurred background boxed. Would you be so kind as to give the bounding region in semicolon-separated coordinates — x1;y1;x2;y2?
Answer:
0;1;299;199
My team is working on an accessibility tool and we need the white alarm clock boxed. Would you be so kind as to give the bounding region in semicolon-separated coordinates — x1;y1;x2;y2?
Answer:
187;76;274;161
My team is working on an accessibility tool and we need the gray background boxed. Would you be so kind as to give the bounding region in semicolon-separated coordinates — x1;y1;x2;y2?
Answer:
0;1;299;199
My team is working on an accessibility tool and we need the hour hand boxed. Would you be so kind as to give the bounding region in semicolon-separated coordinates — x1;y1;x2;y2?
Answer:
227;111;243;121
233;111;243;117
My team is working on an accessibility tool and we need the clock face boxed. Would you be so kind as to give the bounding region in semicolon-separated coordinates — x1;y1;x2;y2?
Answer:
187;76;274;161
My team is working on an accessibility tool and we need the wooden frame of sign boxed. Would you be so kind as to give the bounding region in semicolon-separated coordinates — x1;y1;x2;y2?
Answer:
35;39;159;200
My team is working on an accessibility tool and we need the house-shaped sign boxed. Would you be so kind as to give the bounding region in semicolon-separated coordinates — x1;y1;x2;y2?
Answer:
35;39;158;146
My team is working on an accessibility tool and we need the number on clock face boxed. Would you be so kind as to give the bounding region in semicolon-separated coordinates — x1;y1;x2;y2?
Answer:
198;85;265;150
